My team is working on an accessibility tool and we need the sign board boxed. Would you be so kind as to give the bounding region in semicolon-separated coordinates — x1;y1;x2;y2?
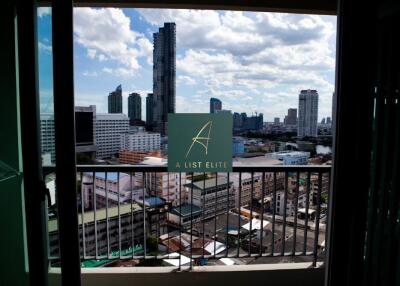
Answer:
168;113;232;172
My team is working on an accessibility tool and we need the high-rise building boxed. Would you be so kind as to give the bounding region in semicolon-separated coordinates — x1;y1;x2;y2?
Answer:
40;106;97;163
95;113;129;158
128;93;141;121
75;105;97;159
146;93;154;129
326;117;332;125
274;117;280;124
233;112;241;130
284;108;297;125
40;113;56;162
210;97;222;113
108;84;123;114
298;89;319;138
153;23;176;135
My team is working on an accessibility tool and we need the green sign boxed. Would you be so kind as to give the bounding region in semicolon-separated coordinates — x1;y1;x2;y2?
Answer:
168;113;232;172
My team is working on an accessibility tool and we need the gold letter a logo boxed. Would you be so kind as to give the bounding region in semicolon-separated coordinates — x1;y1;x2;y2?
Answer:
185;121;212;158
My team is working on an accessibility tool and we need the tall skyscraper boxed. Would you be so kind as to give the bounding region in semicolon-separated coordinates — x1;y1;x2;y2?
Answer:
153;23;176;135
108;84;123;114
284;108;297;125
210;97;222;113
146;93;154;129
298;89;319;138
128;93;141;121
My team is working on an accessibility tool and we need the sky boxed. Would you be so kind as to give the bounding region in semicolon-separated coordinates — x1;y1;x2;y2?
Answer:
37;7;336;122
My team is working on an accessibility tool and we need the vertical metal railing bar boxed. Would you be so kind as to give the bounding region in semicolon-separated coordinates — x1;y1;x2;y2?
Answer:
179;172;182;270
271;172;277;256
52;166;331;264
105;172;110;259
259;172;265;256
249;172;254;257
225;172;230;257
313;172;323;267
214;173;218;259
80;172;86;259
142;172;146;260
292;171;300;256
237;172;242;257
304;171;311;255
92;172;98;259
156;177;160;261
202;172;206;258
281;171;288;256
130;172;134;259
190;172;194;269
117;172;121;259
167;172;170;258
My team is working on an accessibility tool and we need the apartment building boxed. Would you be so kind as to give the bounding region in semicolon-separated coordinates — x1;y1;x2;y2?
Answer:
95;113;129;159
186;177;235;219
81;172;146;210
120;131;161;152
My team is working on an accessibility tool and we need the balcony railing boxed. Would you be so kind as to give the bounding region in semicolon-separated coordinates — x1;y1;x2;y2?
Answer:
43;165;331;270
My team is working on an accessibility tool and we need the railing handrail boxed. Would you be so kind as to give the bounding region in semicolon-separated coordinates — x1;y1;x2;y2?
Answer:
43;164;331;175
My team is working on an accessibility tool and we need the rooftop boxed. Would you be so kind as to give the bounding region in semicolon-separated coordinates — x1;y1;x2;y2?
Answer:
84;172;129;181
140;156;167;166
48;203;142;233
170;203;202;217
184;177;231;190
233;155;282;166
96;113;129;120
136;196;166;207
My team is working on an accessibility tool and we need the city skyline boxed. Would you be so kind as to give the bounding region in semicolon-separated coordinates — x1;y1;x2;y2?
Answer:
37;8;336;122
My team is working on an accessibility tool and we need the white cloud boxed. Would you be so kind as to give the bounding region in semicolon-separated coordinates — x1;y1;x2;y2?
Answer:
74;8;153;75
82;71;98;77
72;8;336;120
137;9;336;119
38;7;51;18
101;67;134;77
38;41;52;53
177;75;196;86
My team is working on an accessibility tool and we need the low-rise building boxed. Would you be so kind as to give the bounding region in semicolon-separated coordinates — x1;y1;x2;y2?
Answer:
119;150;162;164
168;203;203;230
232;137;245;156
186;177;235;219
269;151;310;165
48;204;145;258
81;172;145;210
141;156;187;205
120;130;161;152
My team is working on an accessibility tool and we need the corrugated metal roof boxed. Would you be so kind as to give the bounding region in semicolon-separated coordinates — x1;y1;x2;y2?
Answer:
48;203;142;233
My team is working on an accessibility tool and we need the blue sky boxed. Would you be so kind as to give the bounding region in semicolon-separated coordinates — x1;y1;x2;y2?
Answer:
37;8;336;122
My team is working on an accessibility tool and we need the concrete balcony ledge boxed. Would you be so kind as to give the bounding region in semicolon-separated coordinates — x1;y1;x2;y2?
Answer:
49;262;325;286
